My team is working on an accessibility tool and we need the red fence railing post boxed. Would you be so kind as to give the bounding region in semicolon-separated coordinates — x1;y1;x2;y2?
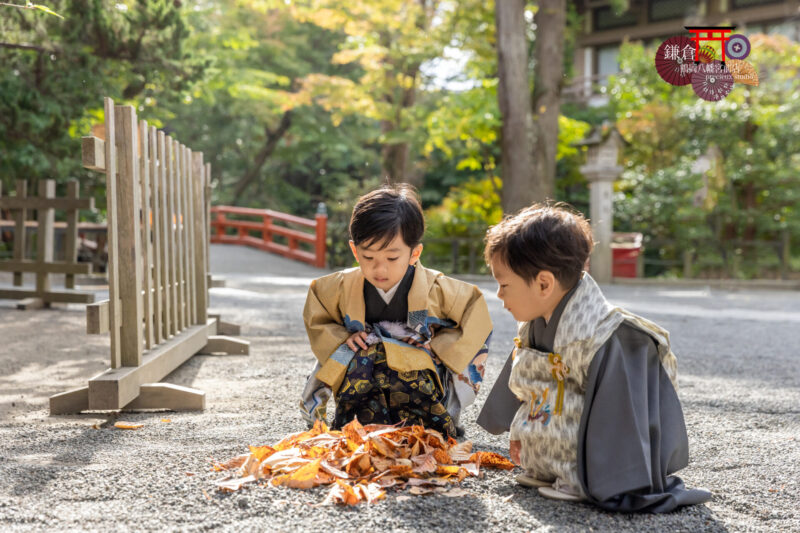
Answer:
315;202;327;269
262;214;272;248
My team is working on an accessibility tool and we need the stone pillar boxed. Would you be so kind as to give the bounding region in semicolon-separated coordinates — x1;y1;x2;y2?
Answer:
577;126;624;284
581;167;621;283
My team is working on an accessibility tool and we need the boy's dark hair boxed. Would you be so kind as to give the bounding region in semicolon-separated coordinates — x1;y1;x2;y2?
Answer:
484;203;594;289
349;184;425;249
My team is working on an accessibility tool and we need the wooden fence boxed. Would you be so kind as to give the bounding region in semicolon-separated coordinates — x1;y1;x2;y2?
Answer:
50;97;248;415
0;179;95;308
0;220;108;275
210;204;327;268
642;233;795;279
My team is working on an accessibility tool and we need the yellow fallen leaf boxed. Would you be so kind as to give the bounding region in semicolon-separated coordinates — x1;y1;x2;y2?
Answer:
248;445;276;463
320;460;349;479
435;465;461;476
460;462;480;477
216;474;257;492
442;487;470;497
343;417;366;445
406;477;450;487
212;454;248;472
324;479;361;505
433;448;452;465
280;458;321;489
370;456;395;471
469;452;515;470
411;453;437;474
114;422;144;430
356;482;386;503
449;441;473;463
160;418;171;423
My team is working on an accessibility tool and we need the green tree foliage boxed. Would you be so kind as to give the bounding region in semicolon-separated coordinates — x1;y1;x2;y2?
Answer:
0;0;206;211
609;36;800;277
166;1;381;216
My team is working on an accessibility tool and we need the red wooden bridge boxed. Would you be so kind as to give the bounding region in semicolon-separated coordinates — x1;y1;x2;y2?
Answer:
209;204;327;269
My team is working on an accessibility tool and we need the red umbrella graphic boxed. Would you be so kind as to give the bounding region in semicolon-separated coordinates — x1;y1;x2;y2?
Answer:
691;61;734;101
655;36;695;86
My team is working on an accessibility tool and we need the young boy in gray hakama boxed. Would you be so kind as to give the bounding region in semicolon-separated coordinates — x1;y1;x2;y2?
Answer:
477;204;711;513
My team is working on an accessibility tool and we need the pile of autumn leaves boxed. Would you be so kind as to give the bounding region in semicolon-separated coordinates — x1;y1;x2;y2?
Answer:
213;419;514;505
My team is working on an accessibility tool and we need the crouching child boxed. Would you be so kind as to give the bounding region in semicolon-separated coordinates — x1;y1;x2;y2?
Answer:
477;203;711;512
301;184;492;438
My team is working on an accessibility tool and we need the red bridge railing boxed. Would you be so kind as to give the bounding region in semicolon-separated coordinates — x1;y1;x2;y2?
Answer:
209;204;327;268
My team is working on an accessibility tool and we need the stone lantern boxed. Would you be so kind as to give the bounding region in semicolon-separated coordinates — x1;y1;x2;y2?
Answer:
577;123;625;284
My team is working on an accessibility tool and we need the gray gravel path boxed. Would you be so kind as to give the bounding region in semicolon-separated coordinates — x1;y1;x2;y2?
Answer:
1;244;798;532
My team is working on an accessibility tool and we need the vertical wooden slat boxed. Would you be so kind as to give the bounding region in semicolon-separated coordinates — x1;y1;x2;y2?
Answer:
36;180;55;298
192;152;208;323
103;98;122;369
177;141;188;330
12;180;27;286
167;137;181;335
139;119;154;350
159;130;173;338
114;104;143;367
64;180;80;289
204;163;211;282
184;146;196;325
171;139;182;330
181;145;191;326
150;126;163;345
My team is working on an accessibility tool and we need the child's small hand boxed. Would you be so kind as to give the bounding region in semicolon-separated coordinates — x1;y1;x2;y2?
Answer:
408;338;431;350
346;331;368;352
509;439;521;465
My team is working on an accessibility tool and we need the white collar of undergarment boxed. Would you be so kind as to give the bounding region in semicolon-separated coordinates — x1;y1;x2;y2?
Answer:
376;278;403;305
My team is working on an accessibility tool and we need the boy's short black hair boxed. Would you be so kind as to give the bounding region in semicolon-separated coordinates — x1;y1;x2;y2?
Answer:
484;203;594;289
349;184;425;249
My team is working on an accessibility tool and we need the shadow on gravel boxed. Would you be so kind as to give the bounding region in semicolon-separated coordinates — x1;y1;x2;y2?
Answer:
516;496;729;532
2;424;122;496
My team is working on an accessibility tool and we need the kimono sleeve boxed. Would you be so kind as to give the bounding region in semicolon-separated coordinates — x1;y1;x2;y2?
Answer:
428;276;493;374
303;275;350;365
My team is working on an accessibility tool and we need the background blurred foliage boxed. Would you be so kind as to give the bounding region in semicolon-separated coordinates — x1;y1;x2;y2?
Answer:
1;2;797;277
608;36;800;278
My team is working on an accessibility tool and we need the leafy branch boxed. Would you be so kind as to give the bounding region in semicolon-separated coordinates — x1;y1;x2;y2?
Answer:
0;1;63;19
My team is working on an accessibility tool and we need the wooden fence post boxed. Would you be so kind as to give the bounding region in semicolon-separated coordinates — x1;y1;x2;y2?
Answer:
0;179;94;308
115;104;144;368
12;180;26;287
781;229;791;280
682;250;694;279
192;152;208;324
50;96;248;415
64;180;80;289
314;203;327;269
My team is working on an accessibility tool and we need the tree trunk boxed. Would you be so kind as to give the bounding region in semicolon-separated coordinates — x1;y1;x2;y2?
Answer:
531;0;566;203
496;0;535;213
231;111;292;204
381;138;411;183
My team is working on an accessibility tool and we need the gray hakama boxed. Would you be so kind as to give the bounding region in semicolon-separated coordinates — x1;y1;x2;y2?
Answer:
477;275;711;512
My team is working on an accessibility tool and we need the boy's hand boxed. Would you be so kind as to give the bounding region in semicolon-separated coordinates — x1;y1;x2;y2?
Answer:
509;439;521;465
408;337;431;350
346;331;368;352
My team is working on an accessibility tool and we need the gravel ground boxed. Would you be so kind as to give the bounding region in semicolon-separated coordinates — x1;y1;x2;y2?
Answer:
1;244;798;532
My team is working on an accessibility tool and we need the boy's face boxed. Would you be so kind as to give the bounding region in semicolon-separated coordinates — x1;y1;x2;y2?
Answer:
489;255;561;323
349;233;422;291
